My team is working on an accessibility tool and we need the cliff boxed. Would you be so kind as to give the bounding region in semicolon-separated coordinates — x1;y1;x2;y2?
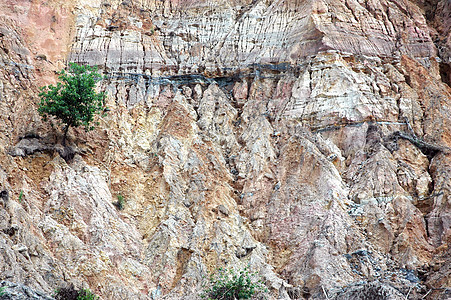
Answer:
0;0;450;299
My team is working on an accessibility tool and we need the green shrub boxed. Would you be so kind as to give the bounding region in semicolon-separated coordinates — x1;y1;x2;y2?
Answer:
201;267;267;300
77;288;99;300
54;285;99;300
38;63;106;145
0;286;6;296
113;194;125;210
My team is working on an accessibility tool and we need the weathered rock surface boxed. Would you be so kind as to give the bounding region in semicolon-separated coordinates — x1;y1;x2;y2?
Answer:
0;0;450;299
0;281;54;300
69;0;438;74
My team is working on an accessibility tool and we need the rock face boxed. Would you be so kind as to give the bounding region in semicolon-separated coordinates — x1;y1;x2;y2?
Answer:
69;0;438;74
0;0;450;299
0;281;54;300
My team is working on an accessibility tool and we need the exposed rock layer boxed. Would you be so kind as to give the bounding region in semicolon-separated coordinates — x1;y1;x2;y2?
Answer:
0;0;450;299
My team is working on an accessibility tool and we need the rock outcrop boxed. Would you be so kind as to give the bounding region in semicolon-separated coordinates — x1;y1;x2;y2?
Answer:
0;0;450;299
0;281;54;300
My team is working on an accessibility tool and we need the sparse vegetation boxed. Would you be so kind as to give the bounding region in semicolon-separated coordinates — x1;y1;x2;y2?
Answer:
77;288;99;300
0;286;6;296
54;285;99;300
18;190;23;203
38;63;106;145
201;267;267;300
113;194;125;210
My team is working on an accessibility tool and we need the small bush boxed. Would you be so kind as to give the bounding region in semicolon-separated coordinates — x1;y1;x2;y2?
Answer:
113;194;125;210
77;288;99;300
38;63;106;145
201;267;267;300
54;285;99;300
